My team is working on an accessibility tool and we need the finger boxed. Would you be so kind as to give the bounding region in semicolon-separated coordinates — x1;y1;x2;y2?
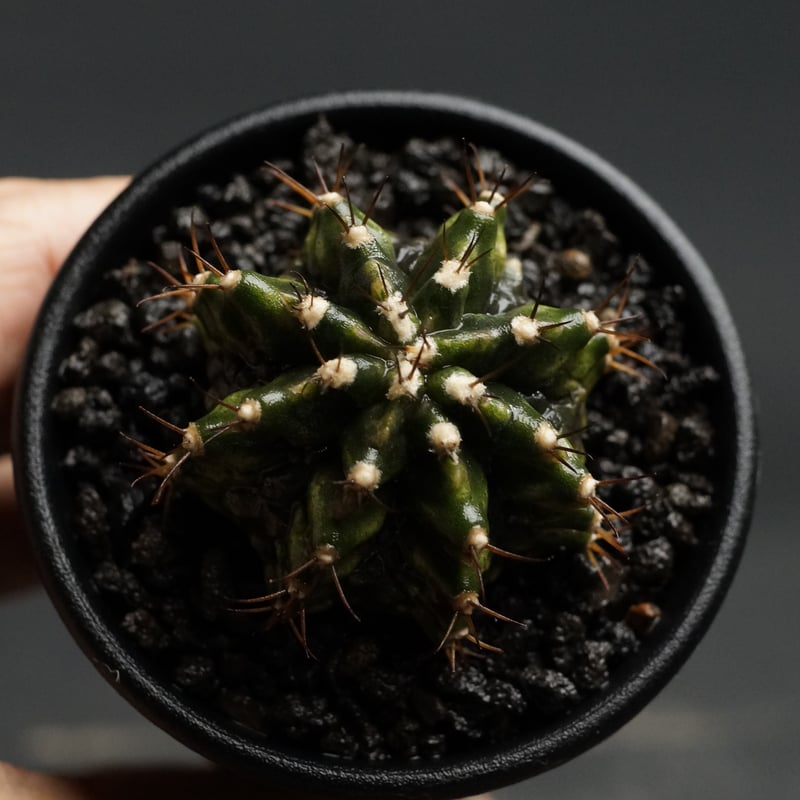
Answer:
0;762;303;800
0;453;38;597
0;761;496;800
0;176;130;450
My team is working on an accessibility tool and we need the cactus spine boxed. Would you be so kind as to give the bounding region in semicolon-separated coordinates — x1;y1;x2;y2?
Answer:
133;153;646;667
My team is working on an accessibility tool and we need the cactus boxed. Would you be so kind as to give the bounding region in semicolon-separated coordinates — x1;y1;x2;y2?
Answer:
131;154;647;667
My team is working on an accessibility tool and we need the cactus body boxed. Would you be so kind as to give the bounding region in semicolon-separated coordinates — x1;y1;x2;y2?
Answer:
137;160;642;663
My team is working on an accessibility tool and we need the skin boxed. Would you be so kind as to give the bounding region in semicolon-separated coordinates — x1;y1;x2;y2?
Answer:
0;177;492;800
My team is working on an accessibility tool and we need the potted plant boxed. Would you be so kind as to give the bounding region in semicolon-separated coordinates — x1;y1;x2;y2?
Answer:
13;92;756;799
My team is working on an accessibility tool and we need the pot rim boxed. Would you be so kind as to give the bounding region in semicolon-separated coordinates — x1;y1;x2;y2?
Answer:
14;90;757;799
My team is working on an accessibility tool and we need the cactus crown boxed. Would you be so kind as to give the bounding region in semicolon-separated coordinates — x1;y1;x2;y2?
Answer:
133;150;648;667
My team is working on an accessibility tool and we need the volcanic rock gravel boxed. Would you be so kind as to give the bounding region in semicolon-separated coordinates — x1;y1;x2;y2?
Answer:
50;118;720;761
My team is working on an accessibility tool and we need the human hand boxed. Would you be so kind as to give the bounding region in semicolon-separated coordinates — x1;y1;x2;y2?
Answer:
0;177;493;799
0;177;131;596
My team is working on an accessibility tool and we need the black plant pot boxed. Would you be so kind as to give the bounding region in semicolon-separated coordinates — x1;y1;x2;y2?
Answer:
14;92;756;800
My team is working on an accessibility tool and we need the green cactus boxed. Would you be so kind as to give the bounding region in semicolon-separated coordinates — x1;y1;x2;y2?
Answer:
132;155;645;667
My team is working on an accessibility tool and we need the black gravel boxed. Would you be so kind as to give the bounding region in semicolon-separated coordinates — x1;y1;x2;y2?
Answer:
50;117;721;761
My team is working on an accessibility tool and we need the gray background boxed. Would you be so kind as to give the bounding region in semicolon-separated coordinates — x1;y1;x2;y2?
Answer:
2;2;797;798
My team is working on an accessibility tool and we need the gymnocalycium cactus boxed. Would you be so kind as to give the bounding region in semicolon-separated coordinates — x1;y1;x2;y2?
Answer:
133;153;647;667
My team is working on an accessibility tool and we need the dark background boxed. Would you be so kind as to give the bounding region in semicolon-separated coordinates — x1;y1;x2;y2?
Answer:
2;3;797;798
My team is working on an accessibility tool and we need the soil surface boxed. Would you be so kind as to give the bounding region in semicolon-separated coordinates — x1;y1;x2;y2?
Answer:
51;118;720;761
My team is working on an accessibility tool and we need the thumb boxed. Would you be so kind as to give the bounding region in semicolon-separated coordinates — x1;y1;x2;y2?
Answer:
0;176;130;393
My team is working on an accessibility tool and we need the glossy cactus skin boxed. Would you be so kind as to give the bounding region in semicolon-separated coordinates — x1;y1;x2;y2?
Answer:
136;160;640;665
